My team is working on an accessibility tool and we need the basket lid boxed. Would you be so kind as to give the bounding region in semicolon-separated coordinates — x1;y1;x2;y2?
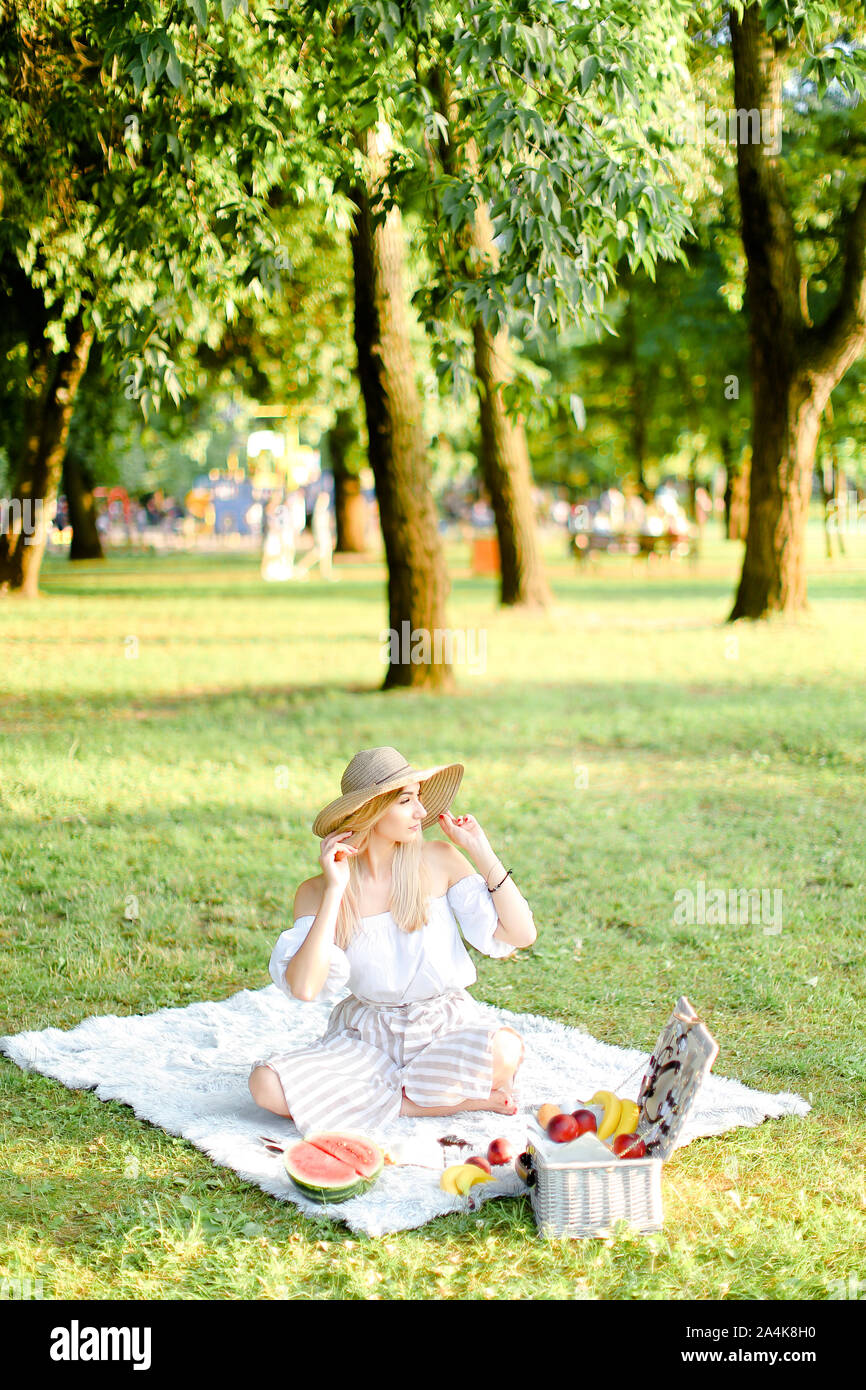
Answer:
636;995;719;1160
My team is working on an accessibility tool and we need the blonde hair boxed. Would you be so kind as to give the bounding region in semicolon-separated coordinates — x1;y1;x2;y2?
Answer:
331;788;432;950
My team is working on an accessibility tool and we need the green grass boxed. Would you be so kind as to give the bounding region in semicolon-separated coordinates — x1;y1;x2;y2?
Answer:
1;521;865;1301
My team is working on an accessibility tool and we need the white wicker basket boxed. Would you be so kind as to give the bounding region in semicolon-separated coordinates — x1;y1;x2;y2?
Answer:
517;994;718;1237
524;1134;664;1239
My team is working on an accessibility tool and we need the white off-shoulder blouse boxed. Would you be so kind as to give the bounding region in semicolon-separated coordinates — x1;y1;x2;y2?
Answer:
268;872;532;1007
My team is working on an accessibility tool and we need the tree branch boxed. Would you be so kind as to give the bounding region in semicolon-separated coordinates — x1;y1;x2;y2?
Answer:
805;180;866;385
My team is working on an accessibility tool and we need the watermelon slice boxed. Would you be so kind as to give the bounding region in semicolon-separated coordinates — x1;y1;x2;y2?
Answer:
305;1131;384;1182
283;1130;384;1204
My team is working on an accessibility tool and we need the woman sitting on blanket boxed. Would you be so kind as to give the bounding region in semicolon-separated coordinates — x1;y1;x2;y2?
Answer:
249;746;537;1136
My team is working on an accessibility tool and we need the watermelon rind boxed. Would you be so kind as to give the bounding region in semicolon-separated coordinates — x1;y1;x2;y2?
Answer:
304;1130;384;1183
289;1176;368;1205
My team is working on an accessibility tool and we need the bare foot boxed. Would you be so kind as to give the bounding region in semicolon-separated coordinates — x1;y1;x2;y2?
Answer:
479;1087;517;1116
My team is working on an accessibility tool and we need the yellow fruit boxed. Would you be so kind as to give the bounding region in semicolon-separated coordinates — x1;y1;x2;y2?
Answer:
537;1103;562;1128
589;1090;623;1141
614;1099;640;1138
439;1165;466;1194
440;1164;493;1195
454;1165;493;1194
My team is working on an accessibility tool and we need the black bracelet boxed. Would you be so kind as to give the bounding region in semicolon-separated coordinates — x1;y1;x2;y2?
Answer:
487;868;513;893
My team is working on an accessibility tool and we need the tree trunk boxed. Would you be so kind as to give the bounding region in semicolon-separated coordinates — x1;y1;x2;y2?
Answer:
832;462;847;558
472;321;553;607
623;284;650;502
328;407;367;553
728;5;866;620
350;130;454;691
819;461;833;559
0;311;94;597
729;375;823;615
431;67;552;609
721;431;733;535
726;449;751;542
820;399;845;559
687;455;698;526
64;449;105;561
632;395;649;502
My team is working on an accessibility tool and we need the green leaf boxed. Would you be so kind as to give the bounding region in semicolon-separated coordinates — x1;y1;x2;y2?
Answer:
579;56;599;95
634;214;648;257
166;52;183;89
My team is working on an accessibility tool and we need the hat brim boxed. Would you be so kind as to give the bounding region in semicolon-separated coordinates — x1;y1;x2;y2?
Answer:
312;762;464;838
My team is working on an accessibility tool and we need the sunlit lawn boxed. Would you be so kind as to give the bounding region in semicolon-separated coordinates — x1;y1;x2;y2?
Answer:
1;516;864;1299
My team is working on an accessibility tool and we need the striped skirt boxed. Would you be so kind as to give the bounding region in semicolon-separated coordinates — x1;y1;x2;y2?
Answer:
250;987;524;1138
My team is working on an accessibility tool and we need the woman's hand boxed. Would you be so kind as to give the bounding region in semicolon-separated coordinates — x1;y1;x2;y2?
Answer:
437;810;491;862
319;830;357;893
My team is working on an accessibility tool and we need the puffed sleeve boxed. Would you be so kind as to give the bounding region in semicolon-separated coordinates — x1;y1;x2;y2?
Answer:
446;873;532;959
268;917;351;1003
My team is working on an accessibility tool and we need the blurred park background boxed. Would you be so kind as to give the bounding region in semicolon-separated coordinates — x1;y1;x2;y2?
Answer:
2;1;866;643
1;0;865;1302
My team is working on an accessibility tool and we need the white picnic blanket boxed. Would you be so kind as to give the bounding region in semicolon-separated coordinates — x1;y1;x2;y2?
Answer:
0;986;811;1236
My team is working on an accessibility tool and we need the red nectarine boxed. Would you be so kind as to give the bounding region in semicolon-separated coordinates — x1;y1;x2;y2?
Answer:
487;1138;514;1166
612;1132;647;1159
571;1108;597;1135
466;1155;492;1174
547;1112;580;1143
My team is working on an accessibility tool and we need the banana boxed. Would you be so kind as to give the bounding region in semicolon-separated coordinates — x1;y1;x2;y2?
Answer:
455;1165;494;1194
589;1090;623;1141
614;1099;641;1138
440;1164;493;1195
439;1165;466;1194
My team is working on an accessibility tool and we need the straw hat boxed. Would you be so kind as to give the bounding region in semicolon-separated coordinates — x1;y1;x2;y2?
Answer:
312;746;464;838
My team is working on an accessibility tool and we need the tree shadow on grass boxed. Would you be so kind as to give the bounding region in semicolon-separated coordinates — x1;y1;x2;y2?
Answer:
34;579;387;602
2;679;863;774
3;672;862;715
